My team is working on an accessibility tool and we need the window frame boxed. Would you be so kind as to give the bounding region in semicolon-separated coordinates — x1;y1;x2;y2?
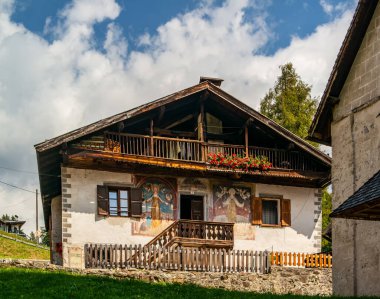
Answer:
108;187;131;217
261;197;281;227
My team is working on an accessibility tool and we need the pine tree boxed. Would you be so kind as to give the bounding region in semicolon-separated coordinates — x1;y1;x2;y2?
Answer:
260;63;318;144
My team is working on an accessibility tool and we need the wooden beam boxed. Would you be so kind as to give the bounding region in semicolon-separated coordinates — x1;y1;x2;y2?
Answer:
157;106;166;125
150;119;154;156
164;114;193;130
245;125;249;158
199;100;206;161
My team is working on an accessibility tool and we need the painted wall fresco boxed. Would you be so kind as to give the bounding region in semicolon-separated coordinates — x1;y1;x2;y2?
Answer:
209;185;255;240
132;178;176;236
211;185;251;223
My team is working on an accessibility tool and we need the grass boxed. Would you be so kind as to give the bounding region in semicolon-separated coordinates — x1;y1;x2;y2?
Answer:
0;267;376;299
0;232;49;260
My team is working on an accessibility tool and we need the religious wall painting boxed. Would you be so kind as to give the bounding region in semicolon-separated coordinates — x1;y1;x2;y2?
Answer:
210;185;254;240
211;185;251;223
132;177;176;236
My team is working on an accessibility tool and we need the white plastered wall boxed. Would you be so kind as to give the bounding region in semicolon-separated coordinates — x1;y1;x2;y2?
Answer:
61;166;321;268
236;184;321;253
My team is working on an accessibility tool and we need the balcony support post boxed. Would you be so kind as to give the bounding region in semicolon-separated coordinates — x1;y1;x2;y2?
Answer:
150;119;154;156
199;100;206;162
245;125;249;158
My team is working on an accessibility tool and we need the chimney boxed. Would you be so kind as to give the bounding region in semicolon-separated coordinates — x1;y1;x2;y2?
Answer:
199;76;224;87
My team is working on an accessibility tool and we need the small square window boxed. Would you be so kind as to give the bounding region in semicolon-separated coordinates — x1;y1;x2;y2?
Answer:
262;199;279;225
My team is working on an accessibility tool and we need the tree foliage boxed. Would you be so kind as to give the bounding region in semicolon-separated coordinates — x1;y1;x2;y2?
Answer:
321;191;332;252
260;63;318;143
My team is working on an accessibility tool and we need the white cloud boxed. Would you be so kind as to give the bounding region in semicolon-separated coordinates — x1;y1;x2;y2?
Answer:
320;0;334;15
320;0;356;16
0;0;352;234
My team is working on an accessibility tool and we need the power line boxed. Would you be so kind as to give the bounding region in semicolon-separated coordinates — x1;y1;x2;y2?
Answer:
1;198;31;209
0;166;60;178
0;179;36;194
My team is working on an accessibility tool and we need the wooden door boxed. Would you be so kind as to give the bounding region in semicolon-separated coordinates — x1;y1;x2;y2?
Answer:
191;199;203;220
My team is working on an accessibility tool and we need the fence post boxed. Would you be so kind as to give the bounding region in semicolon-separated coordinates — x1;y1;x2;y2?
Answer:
265;250;271;273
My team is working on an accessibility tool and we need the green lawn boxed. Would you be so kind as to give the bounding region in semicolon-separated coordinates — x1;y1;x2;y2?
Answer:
0;232;49;260
0;267;375;299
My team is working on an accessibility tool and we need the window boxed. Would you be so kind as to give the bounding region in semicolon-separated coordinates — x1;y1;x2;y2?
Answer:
262;199;279;225
251;196;291;227
109;189;130;217
97;185;143;217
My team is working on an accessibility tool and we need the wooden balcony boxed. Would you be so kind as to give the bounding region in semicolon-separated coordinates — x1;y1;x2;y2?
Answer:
72;131;324;173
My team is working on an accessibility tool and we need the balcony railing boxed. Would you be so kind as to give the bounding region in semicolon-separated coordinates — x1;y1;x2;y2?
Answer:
73;131;322;172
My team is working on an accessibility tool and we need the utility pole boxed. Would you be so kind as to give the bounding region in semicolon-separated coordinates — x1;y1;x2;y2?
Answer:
36;189;39;243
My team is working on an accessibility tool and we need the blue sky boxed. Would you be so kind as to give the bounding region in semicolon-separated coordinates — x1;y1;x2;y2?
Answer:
12;0;351;55
0;0;356;233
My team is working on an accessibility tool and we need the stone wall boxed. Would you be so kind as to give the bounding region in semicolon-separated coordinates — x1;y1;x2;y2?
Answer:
0;259;332;296
330;2;380;297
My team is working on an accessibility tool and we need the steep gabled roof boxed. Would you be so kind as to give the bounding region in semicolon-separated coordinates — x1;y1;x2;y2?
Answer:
308;0;379;145
331;170;380;220
35;80;331;165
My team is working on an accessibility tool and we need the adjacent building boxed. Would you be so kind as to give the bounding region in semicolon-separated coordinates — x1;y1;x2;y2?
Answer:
309;0;380;296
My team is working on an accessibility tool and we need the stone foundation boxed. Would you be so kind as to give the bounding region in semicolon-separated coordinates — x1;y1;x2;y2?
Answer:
0;259;332;296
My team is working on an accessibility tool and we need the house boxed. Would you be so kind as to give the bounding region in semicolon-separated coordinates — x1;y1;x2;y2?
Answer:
35;77;331;269
309;0;380;296
0;219;26;235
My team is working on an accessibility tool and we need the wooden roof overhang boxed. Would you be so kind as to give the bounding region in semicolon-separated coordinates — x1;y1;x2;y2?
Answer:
35;80;332;226
308;0;379;145
330;170;380;221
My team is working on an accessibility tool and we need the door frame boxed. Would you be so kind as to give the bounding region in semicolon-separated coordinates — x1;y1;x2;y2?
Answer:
178;192;206;221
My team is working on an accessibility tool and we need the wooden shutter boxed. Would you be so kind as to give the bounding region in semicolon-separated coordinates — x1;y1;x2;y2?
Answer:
251;197;262;225
97;185;109;216
130;188;143;217
281;199;291;226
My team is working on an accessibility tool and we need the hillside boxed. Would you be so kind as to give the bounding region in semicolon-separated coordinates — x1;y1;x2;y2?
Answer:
0;231;49;260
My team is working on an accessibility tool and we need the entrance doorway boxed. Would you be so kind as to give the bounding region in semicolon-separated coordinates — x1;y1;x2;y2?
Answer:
180;195;204;220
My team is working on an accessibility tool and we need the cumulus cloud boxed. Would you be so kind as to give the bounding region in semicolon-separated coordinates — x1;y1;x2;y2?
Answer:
0;0;353;234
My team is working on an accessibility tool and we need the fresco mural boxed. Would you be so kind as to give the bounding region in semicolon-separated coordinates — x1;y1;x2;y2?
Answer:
211;185;251;223
132;178;176;236
210;185;254;240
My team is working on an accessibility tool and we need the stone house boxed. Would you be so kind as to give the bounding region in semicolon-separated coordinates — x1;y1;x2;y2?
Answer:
309;0;380;296
35;77;331;269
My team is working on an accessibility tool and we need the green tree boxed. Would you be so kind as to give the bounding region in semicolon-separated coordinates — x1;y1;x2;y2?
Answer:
321;191;332;252
260;63;318;144
40;227;50;247
260;62;331;252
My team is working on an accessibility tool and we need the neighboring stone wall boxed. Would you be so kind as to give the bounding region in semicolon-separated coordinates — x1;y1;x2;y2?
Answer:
330;2;380;297
0;259;332;296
